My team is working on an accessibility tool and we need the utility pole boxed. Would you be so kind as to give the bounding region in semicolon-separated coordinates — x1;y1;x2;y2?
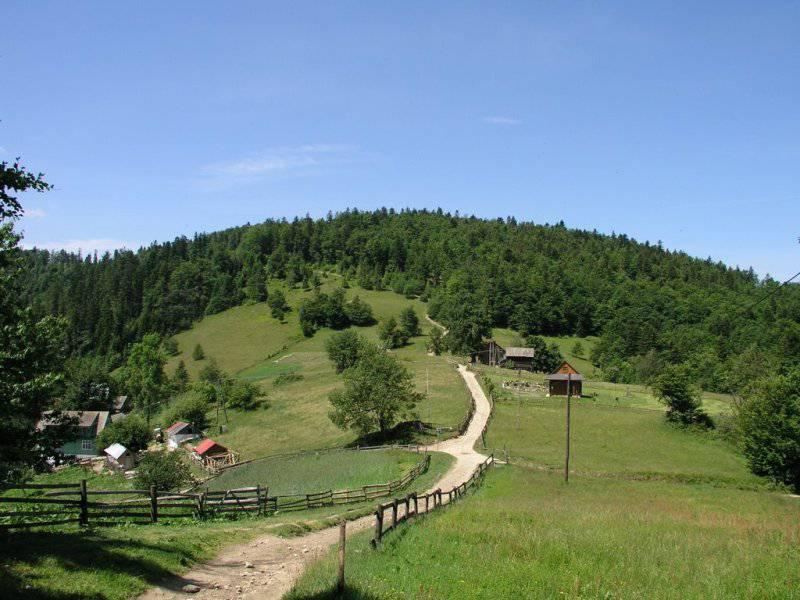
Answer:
565;372;572;483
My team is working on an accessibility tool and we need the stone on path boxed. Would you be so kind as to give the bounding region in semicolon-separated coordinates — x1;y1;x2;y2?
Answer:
181;584;201;594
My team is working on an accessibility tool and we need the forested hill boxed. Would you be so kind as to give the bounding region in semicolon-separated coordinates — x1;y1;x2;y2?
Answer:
20;209;800;392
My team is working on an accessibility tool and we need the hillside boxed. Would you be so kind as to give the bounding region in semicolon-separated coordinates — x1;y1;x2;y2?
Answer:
163;282;470;458
20;210;800;396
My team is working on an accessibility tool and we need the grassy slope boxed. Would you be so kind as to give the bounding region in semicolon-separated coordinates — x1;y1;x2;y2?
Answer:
206;449;430;495
289;467;800;600
1;452;455;600
491;327;600;376
164;282;469;459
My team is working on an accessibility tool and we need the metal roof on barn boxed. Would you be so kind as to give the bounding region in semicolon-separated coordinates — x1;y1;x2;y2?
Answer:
504;347;535;358
195;439;229;456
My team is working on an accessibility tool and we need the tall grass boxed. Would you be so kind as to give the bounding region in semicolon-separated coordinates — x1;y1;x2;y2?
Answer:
288;467;800;599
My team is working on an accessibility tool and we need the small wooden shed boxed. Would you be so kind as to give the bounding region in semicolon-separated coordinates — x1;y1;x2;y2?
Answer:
104;443;135;470
546;361;583;397
502;347;536;371
165;421;200;449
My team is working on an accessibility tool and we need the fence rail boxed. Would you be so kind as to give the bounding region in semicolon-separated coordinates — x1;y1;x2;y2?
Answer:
372;454;494;546
0;454;431;531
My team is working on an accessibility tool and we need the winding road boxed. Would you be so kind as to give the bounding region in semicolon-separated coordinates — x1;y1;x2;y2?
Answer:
141;365;491;600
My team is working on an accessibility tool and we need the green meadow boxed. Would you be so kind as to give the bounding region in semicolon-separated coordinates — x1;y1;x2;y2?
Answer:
288;466;800;599
206;449;438;495
164;282;470;459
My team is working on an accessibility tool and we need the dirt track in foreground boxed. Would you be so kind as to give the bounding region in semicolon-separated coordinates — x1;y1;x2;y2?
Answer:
140;364;491;600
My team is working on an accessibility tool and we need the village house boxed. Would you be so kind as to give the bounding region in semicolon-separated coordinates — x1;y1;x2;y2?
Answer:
38;410;111;457
104;443;136;471
546;361;583;397
471;341;537;371
165;421;200;449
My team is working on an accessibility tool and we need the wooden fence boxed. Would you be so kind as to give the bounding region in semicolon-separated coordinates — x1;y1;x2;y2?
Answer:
372;454;494;546
262;454;431;512
0;454;431;531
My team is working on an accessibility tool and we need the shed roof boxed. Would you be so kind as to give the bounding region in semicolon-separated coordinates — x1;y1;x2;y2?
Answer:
546;373;584;381
166;421;192;435
112;395;129;412
504;347;535;358
195;439;229;456
104;443;129;460
38;410;110;433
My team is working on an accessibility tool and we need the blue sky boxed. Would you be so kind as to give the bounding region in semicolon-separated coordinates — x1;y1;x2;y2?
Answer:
3;1;798;279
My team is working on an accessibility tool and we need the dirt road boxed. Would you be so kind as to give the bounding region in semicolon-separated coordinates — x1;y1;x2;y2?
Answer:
140;365;491;600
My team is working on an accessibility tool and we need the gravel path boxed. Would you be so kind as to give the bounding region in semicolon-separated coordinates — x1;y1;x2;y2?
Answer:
140;364;491;600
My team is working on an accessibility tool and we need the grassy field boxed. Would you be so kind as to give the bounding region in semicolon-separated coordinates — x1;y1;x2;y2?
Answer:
485;400;758;486
1;452;455;600
164;283;469;459
473;362;734;416
206;449;432;495
288;466;800;599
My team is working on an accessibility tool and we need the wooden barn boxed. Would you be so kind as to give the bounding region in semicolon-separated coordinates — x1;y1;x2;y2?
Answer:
546;361;583;397
471;341;536;371
470;340;506;366
502;347;536;371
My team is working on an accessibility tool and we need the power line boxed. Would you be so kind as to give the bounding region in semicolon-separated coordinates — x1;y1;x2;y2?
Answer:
742;268;800;314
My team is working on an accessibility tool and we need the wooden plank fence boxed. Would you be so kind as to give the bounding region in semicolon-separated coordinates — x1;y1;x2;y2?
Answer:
0;454;431;530
372;454;494;546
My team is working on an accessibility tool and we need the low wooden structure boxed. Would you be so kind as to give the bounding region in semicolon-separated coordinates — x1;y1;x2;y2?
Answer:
546;361;583;396
471;341;536;371
104;443;135;470
192;439;238;472
165;421;200;449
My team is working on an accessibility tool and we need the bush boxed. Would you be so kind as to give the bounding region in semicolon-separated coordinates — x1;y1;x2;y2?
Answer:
739;369;800;491
273;372;304;387
428;328;444;355
653;366;712;428
226;380;266;411
399;306;421;338
268;289;289;320
164;392;210;431
344;295;375;326
192;344;205;361
97;414;151;453
378;317;408;349
134;451;191;491
326;330;367;373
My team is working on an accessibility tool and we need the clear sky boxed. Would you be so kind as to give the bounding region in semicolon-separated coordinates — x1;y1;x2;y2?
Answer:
3;1;798;279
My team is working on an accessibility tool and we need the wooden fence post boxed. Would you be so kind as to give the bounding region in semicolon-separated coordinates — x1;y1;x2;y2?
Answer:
373;509;383;545
391;499;398;529
79;479;88;527
150;485;158;523
412;493;418;516
337;521;346;593
256;484;262;516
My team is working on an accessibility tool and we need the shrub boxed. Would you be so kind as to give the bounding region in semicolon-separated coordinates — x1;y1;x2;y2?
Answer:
134;451;191;491
325;330;367;373
192;344;205;361
739;369;800;491
399;306;421;338
226;380;266;411
653;366;712;428
273;372;304;387
378;317;408;349
164;392;210;431
344;295;375;326
97;414;151;453
268;289;289;320
428;328;444;355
